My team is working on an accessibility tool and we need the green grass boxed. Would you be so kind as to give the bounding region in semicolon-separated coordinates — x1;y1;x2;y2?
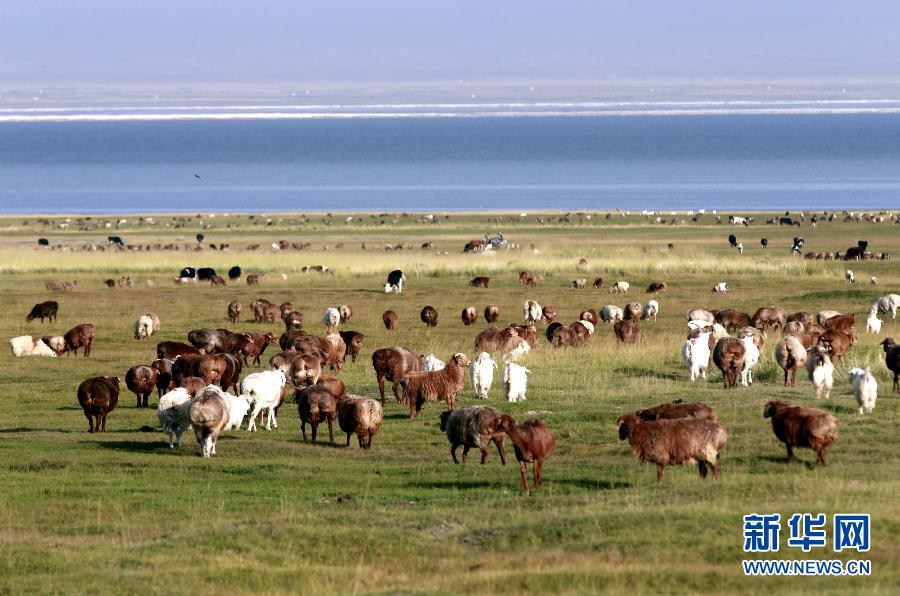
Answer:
0;212;898;594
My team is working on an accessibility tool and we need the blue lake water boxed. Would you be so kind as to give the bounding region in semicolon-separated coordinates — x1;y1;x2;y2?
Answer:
0;113;899;213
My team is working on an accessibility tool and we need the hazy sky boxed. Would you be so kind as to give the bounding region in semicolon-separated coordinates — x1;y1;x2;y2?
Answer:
1;1;898;84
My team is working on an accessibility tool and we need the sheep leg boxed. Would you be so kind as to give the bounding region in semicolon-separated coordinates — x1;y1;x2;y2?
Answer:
301;420;308;441
85;411;94;433
345;432;351;446
376;374;386;402
311;421;318;442
247;405;260;431
785;444;795;463
391;380;403;403
534;460;544;487
816;449;827;466
451;445;460;464
135;393;142;408
101;413;108;432
85;340;92;357
711;462;720;480
656;464;665;483
519;461;529;492
494;437;507;465
462;445;470;463
327;418;334;443
698;461;709;479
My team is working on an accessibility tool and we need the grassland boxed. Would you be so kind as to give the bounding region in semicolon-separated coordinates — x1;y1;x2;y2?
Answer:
0;212;898;594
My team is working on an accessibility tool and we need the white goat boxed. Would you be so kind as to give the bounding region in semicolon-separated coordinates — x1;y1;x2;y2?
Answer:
712;282;728;293
322;307;340;330
505;340;531;362
242;370;287;431
223;393;252;431
133;315;154;340
845;269;855;284
681;331;710;381
420;354;446;372
9;336;57;357
523;300;542;324
739;334;760;386
156;387;192;447
469;352;497;399
866;307;883;335
641;300;659;321
609;281;630;294
503;361;531;403
806;346;834;400
848;367;878;414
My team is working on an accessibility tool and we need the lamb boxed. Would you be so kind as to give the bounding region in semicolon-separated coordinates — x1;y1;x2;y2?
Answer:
420;305;439;327
227;300;242;324
681;331;711;381
882;338;900;392
222;392;251;431
9;336;57;357
715;309;753;331
614;320;641;343
848;367;877;414
76;376;120;433
421;354;446;372
775;335;808;386
609;281;630;294
133;315;154;340
865;307;883;334
523;300;542;324
739;335;760;387
641;300;659;321
190;385;231;457
764;400;838;465
322;307;340;330
876;294;900;318
156;387;192;447
496;416;555;491
845;269;855;284
338;304;353;323
592;277;604;289
371;346;420;403
823;313;855;337
284;311;304;330
382;310;398;330
469;352;497;399
439;406;507;464
617;414;729;482
713;337;746;388
296;384;338;442
637;400;717;422
337;395;383;448
461;306;478;326
401;353;469;416
712;282;728;293
503;361;531;402
600;305;624;323
623;302;642;321
484;304;500;323
290;354;322;387
241;370;287;431
805;345;834;400
125;364;158;408
871;276;878;285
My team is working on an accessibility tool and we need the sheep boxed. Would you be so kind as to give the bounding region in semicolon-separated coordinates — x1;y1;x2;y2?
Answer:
241;370;287;431
337;395;383;448
222;393;251;431
739;335;760;387
290;354;322;387
876;294;900;318
571;278;586;289
686;308;715;323
764;400;838;465
420;305;439;327
713;337;746;388
296;384;338;442
609;281;630;294
883;338;900;392
156;387;192;447
484;304;500;323
849;367;877;414
503;361;530;403
817;329;854;364
805;345;834;400
64;323;95;357
461;306;478;326
180;376;206;397
823;313;855;337
133;315;154;340
646;281;667;293
190;385;231;457
637;400;717;422
496;416;555;491
752;307;785;332
509;324;538;347
227;300;242;324
592;277;604;289
284;311;304;331
322;307;340;330
470;276;491;288
816;310;842;326
871;276;878;285
623;302;642;321
372;346;420;403
126;364;158;408
580;309;599;326
421;354;446;372
152;358;175;397
338;304;353;323
845;269;855;284
523;300;542;324
866;307;883;335
386;269;405;293
439;406;507;464
770;334;806;384
401;353;469;416
641;300;659;322
470;352;497;399
712;282;728;293
339;330;364;363
382;310;398;330
783;321;805;336
600;305;624;323
145;312;161;335
26;301;58;323
614;320;641;343
541;305;557;323
681;331;711;381
617;414;729;482
9;336;57;357
76;376;120;433
41;334;66;356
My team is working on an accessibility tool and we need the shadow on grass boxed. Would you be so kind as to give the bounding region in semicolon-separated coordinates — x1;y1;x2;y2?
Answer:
405;480;495;489
0;427;79;434
555;478;632;490
384;413;413;421
758;455;815;470
91;440;173;454
615;367;681;381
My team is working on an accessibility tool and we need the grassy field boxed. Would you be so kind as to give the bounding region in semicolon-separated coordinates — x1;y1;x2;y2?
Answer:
0;211;898;594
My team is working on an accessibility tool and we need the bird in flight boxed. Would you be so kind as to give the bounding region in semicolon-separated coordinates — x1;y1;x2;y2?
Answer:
194;174;202;179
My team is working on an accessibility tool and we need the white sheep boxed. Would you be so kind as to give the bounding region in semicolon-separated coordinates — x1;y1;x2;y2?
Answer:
223;393;252;431
806;345;834;400
9;336;57;357
870;276;878;285
866;307;883;335
578;320;595;335
420;354;446;372
609;281;630;294
505;340;531;362
739;334;760;387
686;319;713;331
322;307;340;330
241;370;287;431
876;294;900;318
641;300;659;321
503;361;531;403
133;315;154;340
600;305;624;323
736;242;744;255
384;283;394;293
848;367;878;414
156;387;192;447
523;300;542;324
470;352;497;399
681;331;710;381
712;282;728;293
844;269;855;284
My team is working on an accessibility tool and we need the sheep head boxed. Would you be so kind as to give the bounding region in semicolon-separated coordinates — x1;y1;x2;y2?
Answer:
764;400;790;419
616;414;639;440
451;353;469;367
439;410;451;432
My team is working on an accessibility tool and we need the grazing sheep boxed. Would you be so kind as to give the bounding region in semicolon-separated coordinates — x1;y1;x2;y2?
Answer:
26;301;58;323
401;353;469;416
816;310;842;326
737;326;766;354
290;354;322;387
284;311;304;331
420;306;439;327
883;338;900;392
41;334;66;356
641;300;659;321
322;307;340;330
783;321;805;336
752;306;786;332
64;323;95;357
592;277;604;289
817;329;854;364
126;364;158;408
503;361;531;403
523;300;542;324
571;278;586;289
76;376;120;433
227;300;242;324
484;304;500;323
439;406;507;464
713;337;746;388
339;330;365;363
337;395;383;449
190;386;231;457
470;352;497;399
9;336;57;357
876;294;900;318
712;282;728;293
156;388;192;447
386;269;406;293
623;302;642;321
580;309;599;326
681;331;711;381
600;305;624;323
461;306;478;326
617;414;729;483
133;315;154;340
609;281;630;294
739;335;760;387
646;282;668;293
686;308;715;323
338;304;353;323
764;400;838;465
541;305;557;323
614;320;641;343
222;393;251;431
296;384;338;442
848;367;877;414
496;416;555;491
715;309;753;332
470;276;491;288
775;335;808;386
871;276;878;285
637;400;717;422
866;307;883;334
822;313;855;337
151;358;174;397
845;269;855;284
421;354;446;372
806;345;834;400
382;310;398;330
371;346;420;402
241;370;287;431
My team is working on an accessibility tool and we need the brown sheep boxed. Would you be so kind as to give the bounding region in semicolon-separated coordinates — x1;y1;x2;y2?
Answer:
637;400;717;422
752;306;786;332
338;304;353;323
786;311;814;327
125;364;158;408
77;376;120;433
250;299;274;322
737;326;766;352
210;275;227;286
290;354;322;387
646;281;667;293
783;321;805;336
401;353;470;417
518;270;540;288
509;324;538;346
296;384;338;442
284;311;304;330
623;302;642;321
496;416;556;491
269;349;299;374
240;332;278;366
775;335;808;386
26;300;58;323
382;310;398;330
372;346;420;403
227;300;242;324
579;309;599;326
461;306;478;326
474;326;524;354
41;334;66;356
617;414;728;482
421;306;439;327
484;304;500;323
823;313;855;337
714;309;753;332
318;375;347;400
217;352;243;394
570;321;593;345
541;305;557;323
157;340;200;360
592;277;604;289
339;330;365;363
280;302;295;317
246;273;261;286
881;338;900;392
817;329;854;364
546;322;575;348
764;400;838;465
180;376;206;397
713;337;746;388
64;323;95;357
614;320;641;343
192;354;227;386
259;303;281;324
337;395;383;449
151;358;175;397
470;276;491;288
439;406;507;464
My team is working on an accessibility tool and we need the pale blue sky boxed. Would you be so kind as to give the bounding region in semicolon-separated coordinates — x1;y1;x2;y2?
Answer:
0;1;898;84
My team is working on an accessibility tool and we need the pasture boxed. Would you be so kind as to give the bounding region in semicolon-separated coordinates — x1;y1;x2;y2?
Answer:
1;211;898;594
